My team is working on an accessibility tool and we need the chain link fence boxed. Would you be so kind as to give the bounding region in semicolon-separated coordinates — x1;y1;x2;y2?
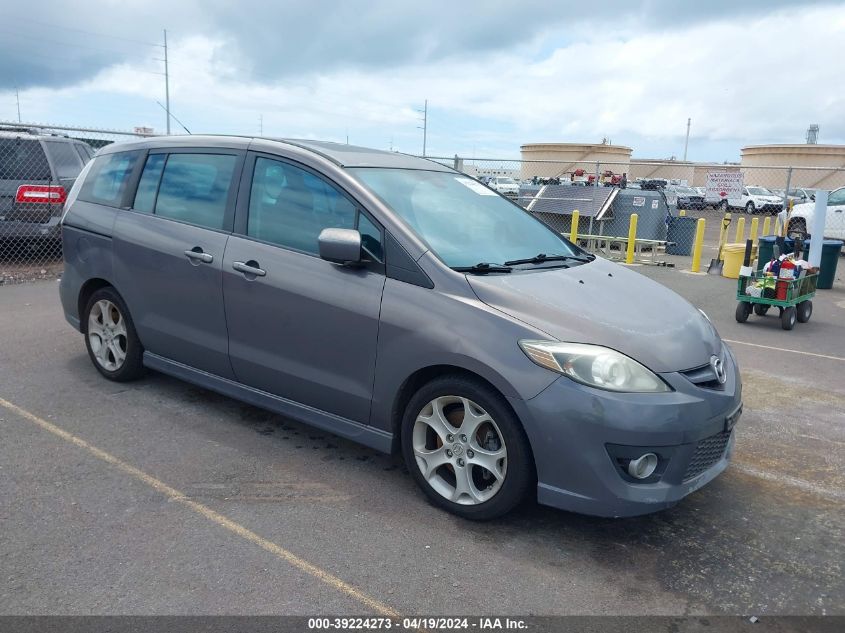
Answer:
429;156;845;271
2;128;844;283
0;121;151;284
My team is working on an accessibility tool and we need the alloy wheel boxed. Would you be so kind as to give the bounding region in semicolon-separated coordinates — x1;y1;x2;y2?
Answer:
87;299;128;371
412;396;507;505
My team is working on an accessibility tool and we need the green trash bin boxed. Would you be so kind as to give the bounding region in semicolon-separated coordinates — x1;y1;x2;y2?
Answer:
805;239;843;289
756;236;797;273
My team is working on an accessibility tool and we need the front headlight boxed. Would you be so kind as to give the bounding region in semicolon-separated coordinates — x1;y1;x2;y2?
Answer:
519;340;671;393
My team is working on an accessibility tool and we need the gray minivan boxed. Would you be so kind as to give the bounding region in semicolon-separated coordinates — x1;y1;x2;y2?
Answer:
59;136;742;520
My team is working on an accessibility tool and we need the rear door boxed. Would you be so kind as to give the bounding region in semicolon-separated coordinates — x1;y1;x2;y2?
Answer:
222;153;386;423
113;148;244;378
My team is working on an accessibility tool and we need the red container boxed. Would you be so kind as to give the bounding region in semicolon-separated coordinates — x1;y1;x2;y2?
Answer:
776;280;788;301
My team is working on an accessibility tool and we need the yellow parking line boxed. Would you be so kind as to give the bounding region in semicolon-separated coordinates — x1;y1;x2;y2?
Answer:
723;339;845;362
0;397;400;618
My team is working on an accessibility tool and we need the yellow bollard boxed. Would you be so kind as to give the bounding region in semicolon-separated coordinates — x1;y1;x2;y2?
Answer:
570;210;579;243
734;216;746;243
749;217;759;245
679;209;686;217
625;214;638;264
718;213;731;247
774;218;781;236
691;218;706;273
762;216;771;236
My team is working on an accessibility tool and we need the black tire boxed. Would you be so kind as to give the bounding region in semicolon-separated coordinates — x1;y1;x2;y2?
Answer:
82;287;145;381
797;300;813;323
735;301;752;323
719;200;729;211
745;201;756;215
753;303;769;316
401;374;534;520
781;306;797;330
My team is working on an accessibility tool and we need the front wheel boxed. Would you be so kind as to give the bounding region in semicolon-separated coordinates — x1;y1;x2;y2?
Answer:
753;303;770;316
745;202;756;215
83;287;145;381
401;375;534;520
735;301;752;323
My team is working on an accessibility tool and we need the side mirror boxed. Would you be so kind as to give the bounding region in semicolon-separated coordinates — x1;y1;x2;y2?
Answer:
318;228;363;266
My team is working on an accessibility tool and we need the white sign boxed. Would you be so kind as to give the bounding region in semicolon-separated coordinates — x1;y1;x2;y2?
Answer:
651;199;659;209
455;177;497;195
705;172;743;202
632;196;645;207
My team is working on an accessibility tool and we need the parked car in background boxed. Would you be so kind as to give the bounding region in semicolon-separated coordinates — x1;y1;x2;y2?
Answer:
1;128;94;242
717;186;782;215
785;188;816;206
667;185;705;210
488;176;519;198
59;135;741;520
779;186;845;240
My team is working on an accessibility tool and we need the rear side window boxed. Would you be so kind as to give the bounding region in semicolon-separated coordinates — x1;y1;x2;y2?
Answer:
153;153;237;230
133;153;166;213
43;141;83;179
73;143;93;162
0;138;51;180
78;151;141;207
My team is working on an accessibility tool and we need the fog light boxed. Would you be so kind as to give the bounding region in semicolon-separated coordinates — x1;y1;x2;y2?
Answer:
627;453;658;479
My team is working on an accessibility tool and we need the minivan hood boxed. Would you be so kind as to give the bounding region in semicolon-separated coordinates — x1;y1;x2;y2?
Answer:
467;257;720;373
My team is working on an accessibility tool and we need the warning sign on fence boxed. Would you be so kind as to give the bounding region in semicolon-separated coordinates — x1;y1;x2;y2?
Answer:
705;172;743;202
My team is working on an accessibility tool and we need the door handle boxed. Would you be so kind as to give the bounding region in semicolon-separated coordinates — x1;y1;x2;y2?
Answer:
233;260;266;277
184;249;213;263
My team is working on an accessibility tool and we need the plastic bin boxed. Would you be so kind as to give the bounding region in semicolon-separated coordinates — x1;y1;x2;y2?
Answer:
807;239;843;289
722;243;750;279
666;216;697;255
757;236;796;272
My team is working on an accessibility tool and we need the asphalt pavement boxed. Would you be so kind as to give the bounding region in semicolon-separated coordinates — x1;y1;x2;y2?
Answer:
1;271;843;617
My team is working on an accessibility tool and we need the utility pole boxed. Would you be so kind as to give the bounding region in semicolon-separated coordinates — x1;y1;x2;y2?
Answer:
683;117;691;161
163;29;171;135
15;86;21;122
418;99;428;157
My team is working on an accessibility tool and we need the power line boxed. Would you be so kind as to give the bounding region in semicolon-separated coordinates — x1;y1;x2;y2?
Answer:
5;15;161;48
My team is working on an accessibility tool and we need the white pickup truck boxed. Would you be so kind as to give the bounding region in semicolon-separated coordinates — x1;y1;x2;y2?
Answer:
778;187;845;240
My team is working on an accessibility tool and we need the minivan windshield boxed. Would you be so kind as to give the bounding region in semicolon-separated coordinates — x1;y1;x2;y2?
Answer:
351;168;579;268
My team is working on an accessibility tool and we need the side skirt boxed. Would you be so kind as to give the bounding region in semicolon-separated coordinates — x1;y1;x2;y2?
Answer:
143;352;394;453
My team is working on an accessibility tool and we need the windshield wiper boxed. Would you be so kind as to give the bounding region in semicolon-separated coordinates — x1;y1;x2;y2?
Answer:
504;253;591;266
452;262;513;274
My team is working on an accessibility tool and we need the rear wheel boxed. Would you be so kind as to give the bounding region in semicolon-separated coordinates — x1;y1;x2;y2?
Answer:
753;303;770;316
797;300;813;323
781;306;797;330
401;375;533;520
735;301;752;323
83;287;144;381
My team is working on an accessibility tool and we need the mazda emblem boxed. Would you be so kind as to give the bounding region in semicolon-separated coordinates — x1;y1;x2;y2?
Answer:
710;355;727;385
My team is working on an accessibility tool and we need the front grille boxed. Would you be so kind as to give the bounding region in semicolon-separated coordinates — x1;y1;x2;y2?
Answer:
683;430;732;481
680;362;724;390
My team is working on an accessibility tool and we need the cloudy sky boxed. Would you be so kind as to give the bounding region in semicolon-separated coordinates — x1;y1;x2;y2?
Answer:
1;0;843;161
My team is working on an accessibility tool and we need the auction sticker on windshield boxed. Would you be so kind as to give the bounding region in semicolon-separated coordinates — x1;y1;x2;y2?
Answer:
455;177;498;195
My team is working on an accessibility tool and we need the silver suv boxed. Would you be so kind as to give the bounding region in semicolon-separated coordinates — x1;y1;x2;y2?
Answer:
60;136;742;520
1;128;94;242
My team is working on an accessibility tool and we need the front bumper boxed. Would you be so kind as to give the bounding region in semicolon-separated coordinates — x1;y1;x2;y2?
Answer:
509;344;742;517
